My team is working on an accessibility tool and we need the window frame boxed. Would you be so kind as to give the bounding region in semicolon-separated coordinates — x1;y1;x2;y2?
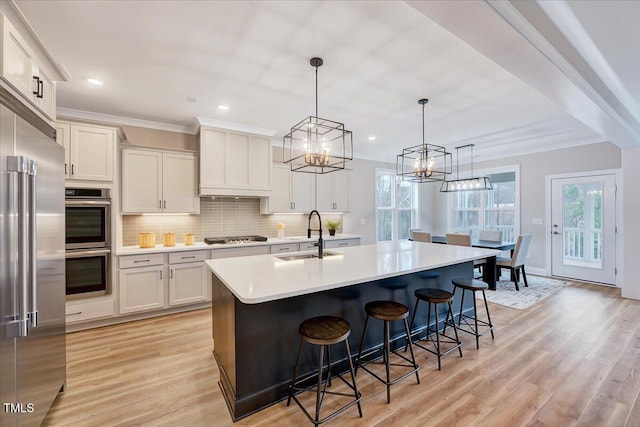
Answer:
375;168;419;242
447;164;520;241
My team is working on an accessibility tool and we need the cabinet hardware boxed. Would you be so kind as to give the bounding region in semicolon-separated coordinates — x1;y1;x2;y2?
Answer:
64;164;67;175
133;259;151;263
37;79;43;98
170;269;173;279
163;200;166;209
293;202;296;209
279;247;289;251
66;311;82;316
32;76;40;95
181;255;196;259
159;200;162;209
339;242;348;246
71;164;75;175
159;270;163;280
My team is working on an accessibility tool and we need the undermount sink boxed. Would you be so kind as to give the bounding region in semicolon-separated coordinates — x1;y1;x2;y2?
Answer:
274;251;340;261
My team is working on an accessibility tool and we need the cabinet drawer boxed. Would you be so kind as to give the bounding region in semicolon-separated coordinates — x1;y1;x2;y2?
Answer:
270;243;299;254
65;299;114;323
211;245;270;259
299;242;318;251
325;239;360;249
169;250;209;265
119;253;164;269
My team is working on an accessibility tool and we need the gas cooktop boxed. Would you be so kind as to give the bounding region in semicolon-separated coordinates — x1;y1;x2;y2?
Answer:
204;235;269;245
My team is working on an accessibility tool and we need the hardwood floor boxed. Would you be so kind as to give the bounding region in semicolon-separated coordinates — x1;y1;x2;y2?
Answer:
43;281;640;426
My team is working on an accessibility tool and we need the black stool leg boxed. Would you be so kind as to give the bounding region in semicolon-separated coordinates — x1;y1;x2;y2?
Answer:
343;339;363;418
482;290;495;339
355;314;369;375
384;319;391;403
287;339;304;406
434;303;441;370
406;298;420;352
315;344;324;423
403;318;420;384
326;345;332;388
458;288;466;327
472;291;479;349
448;301;463;357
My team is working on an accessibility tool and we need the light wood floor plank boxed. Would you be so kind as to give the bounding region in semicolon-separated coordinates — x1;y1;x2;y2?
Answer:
43;281;640;426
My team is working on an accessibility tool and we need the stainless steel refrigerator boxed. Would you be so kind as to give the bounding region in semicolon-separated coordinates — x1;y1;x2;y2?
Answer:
0;88;66;426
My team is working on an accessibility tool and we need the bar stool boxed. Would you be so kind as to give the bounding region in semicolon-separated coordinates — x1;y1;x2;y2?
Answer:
449;278;494;349
287;316;362;425
355;301;419;403
408;288;462;370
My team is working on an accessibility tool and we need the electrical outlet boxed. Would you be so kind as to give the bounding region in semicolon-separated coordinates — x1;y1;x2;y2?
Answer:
360;218;366;225
532;218;543;225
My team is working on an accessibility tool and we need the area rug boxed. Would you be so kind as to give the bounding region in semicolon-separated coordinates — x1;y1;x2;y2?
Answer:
478;274;570;310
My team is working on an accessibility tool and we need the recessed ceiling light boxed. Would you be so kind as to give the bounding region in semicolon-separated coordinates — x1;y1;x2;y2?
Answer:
217;105;229;111
368;136;376;141
87;78;103;86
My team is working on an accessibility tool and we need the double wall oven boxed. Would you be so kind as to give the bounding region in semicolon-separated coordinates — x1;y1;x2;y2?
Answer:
65;188;111;299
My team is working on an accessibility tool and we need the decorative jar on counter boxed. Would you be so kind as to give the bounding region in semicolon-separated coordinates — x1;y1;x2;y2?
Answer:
139;232;156;248
163;232;176;247
184;233;195;245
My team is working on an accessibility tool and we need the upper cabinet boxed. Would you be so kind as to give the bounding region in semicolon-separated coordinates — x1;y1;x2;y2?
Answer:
315;171;350;212
260;163;314;213
0;12;65;121
121;148;199;214
55;122;116;182
198;127;272;197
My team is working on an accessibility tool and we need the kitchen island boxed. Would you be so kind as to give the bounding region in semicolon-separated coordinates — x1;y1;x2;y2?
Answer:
206;240;500;420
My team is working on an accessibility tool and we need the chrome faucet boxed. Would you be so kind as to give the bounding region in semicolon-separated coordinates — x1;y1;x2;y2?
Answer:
307;210;324;258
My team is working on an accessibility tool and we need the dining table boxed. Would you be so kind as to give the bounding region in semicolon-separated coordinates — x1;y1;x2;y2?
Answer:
430;236;517;290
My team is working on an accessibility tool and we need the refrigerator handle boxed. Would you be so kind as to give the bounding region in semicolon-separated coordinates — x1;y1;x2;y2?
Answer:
28;160;38;328
7;156;30;337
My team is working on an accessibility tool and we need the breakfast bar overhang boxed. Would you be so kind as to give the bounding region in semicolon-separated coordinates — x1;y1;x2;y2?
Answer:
206;241;501;421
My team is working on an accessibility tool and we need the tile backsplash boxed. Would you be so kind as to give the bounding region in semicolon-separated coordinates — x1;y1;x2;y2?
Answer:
122;197;342;246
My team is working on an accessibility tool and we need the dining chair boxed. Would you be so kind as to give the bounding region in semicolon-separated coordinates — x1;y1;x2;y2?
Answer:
445;233;471;246
412;231;432;243
446;233;484;274
478;230;502;242
497;234;532;291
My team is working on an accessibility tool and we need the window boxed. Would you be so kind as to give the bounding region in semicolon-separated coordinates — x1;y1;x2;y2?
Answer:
450;168;518;242
376;169;418;241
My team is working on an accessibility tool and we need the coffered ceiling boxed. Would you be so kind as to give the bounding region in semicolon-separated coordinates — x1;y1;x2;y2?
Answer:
15;0;639;163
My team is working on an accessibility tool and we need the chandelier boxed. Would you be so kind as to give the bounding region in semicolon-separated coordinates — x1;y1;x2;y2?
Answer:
283;57;353;174
439;144;493;192
396;99;451;183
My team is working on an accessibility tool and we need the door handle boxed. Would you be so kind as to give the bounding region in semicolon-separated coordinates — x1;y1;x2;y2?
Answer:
71;164;75;175
28;160;38;328
553;231;560;235
32;76;40;96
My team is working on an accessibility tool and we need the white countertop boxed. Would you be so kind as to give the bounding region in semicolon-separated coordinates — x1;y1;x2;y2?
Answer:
206;241;501;304
116;234;361;255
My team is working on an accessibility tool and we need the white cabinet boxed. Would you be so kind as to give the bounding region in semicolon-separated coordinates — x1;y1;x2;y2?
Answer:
260;164;314;213
168;250;208;306
56;122;116;182
119;254;166;314
199;127;272;197
0;13;57;120
325;238;360;249
211;245;270;259
65;298;114;324
316;171;350;212
121;148;199;214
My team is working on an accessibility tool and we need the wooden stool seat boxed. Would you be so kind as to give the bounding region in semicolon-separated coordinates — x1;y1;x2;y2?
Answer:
299;316;350;345
414;288;454;304
451;278;489;291
365;300;409;321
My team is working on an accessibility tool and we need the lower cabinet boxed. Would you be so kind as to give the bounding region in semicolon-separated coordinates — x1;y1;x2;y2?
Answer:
119;263;166;314
66;298;114;324
325;238;360;249
168;250;209;306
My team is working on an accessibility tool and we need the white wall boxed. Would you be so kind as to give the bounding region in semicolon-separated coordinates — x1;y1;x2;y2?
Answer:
622;146;640;300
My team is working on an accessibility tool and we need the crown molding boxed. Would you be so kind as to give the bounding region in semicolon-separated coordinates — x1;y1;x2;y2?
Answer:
56;108;194;134
195;116;277;137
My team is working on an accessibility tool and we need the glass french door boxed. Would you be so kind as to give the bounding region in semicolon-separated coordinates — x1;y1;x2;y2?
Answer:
551;174;616;284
